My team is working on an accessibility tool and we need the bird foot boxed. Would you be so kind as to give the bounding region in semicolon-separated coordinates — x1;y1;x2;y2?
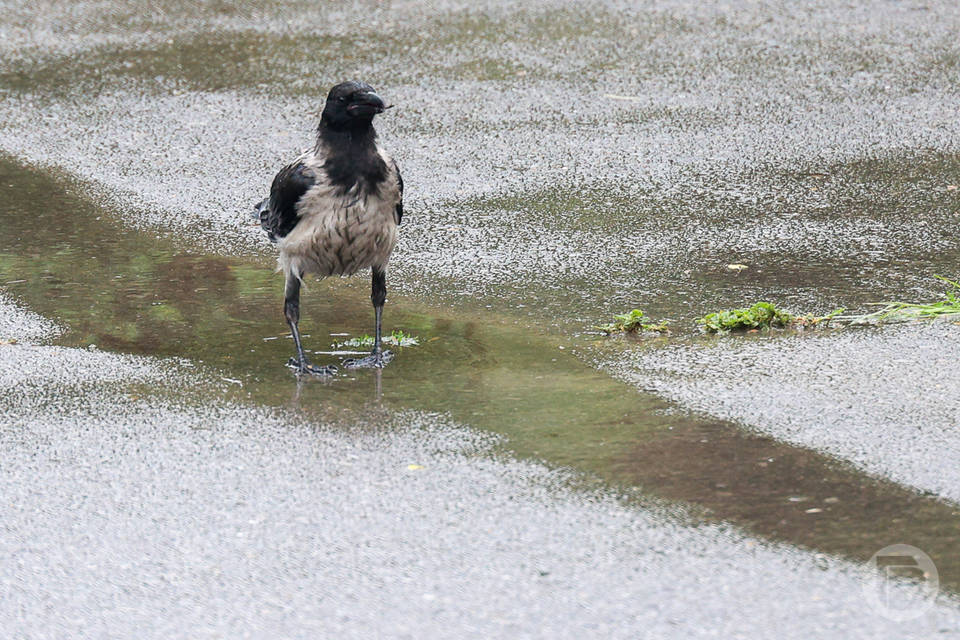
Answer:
342;349;394;369
287;357;338;377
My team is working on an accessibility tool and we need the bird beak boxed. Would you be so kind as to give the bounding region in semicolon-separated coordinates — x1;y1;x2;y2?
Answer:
348;91;387;116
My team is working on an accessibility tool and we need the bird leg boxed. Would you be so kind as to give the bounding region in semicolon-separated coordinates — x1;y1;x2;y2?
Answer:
284;273;337;377
344;267;394;369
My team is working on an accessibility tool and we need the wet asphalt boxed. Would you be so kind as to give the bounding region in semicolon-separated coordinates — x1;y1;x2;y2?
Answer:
2;0;960;636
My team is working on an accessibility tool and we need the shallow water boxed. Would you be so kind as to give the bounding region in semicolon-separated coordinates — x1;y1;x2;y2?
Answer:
3;154;959;594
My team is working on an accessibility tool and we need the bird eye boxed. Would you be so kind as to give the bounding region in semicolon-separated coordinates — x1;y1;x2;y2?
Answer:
338;96;347;102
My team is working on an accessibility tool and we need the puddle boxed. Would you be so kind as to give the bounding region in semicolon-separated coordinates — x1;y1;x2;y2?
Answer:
3;154;960;592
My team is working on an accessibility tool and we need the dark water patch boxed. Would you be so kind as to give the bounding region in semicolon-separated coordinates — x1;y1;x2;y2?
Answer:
3;154;960;592
610;416;960;590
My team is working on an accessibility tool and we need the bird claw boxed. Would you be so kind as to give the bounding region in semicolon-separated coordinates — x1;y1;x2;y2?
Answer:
287;357;338;377
342;349;394;369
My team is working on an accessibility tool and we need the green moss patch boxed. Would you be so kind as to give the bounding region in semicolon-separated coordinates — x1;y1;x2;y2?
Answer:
595;309;668;335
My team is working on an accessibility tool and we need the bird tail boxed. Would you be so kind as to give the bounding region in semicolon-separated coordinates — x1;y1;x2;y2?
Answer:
252;197;269;223
252;197;279;243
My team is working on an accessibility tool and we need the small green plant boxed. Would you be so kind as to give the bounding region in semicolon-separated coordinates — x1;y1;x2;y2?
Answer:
385;330;419;346
335;334;374;348
333;329;419;348
699;302;794;333
595;309;668;334
837;275;960;325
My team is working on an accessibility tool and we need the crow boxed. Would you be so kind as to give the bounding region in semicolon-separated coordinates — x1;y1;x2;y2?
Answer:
255;81;403;376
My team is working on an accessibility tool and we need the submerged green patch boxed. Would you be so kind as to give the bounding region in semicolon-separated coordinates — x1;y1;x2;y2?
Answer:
699;303;844;334
699;302;794;333
333;330;420;349
595;309;668;335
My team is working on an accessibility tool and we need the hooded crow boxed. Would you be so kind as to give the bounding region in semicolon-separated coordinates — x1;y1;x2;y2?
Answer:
256;81;403;376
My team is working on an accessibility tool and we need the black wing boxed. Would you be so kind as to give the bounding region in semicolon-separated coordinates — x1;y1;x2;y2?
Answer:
260;161;316;242
392;158;404;225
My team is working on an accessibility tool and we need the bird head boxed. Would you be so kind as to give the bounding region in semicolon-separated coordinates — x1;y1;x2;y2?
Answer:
321;81;389;131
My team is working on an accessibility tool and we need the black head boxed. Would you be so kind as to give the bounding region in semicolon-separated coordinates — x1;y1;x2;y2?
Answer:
320;81;388;131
